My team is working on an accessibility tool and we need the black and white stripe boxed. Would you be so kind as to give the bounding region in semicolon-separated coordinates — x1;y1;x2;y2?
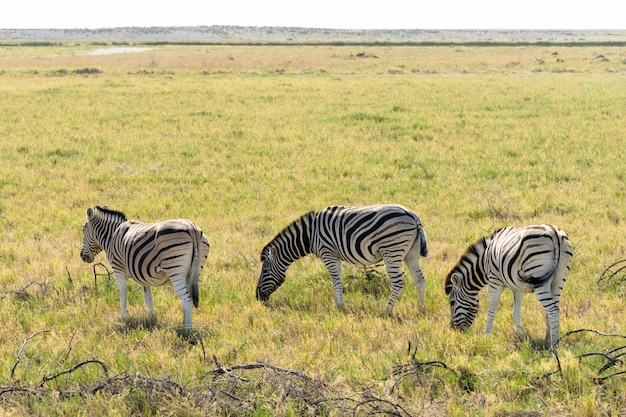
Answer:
80;206;210;333
256;204;429;313
444;224;573;346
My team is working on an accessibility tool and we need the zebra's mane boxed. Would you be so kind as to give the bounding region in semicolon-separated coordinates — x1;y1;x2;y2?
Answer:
94;206;128;222
261;210;317;259
444;230;500;294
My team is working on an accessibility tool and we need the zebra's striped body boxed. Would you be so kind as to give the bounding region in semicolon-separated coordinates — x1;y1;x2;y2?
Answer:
256;204;429;313
444;224;573;346
80;206;210;333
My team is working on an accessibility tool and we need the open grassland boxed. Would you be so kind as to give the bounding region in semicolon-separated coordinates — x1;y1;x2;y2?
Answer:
0;43;626;416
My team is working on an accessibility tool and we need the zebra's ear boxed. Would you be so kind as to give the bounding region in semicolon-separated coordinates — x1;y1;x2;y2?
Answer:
450;272;463;288
86;208;94;219
268;246;278;261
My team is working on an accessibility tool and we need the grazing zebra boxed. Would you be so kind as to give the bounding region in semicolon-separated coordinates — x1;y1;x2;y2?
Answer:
444;224;573;346
80;206;210;333
256;204;429;313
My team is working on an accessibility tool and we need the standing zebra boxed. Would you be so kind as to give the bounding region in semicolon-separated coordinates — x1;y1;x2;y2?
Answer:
80;206;210;334
444;224;573;347
256;204;429;313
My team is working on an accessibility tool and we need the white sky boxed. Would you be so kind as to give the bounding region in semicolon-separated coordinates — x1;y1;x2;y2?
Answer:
2;0;624;30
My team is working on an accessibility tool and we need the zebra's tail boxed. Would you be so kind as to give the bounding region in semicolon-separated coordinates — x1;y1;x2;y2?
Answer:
188;229;201;308
419;223;429;257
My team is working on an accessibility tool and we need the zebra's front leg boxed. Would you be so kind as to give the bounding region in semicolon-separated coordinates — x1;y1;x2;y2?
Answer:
512;291;523;339
143;286;156;318
113;273;129;321
323;258;345;311
485;283;504;334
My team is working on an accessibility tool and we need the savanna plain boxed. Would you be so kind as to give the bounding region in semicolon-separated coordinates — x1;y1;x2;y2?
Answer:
1;41;626;416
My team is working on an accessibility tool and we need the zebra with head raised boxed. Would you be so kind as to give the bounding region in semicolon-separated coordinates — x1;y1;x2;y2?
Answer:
256;204;429;313
444;224;573;347
80;206;210;334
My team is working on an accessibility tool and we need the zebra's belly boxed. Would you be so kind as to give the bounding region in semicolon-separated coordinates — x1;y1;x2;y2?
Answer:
129;267;170;287
338;251;383;267
492;277;535;293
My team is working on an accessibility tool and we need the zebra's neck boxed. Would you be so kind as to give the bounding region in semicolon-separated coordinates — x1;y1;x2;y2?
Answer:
268;211;315;264
454;235;492;293
92;208;127;254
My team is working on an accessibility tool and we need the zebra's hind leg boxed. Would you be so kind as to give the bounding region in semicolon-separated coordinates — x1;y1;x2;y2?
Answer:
143;286;156;318
383;255;404;315
404;250;426;313
171;277;194;335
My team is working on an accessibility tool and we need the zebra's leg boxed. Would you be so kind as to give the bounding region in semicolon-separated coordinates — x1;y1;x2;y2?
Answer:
404;250;426;313
544;311;551;346
535;282;560;346
113;273;129;320
322;258;344;311
485;283;504;334
143;286;156;318
171;277;193;333
512;291;523;339
383;255;405;314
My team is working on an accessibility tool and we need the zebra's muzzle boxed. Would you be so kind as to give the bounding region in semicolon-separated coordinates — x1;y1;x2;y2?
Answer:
80;251;94;263
256;287;269;302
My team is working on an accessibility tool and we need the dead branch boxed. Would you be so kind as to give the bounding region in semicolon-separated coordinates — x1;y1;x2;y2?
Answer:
353;390;412;417
11;329;51;379
210;361;313;381
389;360;457;394
93;262;113;290
40;360;109;387
0;386;40;399
598;259;626;285
594;370;626;383
557;328;626;344
65;265;73;286
545;346;563;378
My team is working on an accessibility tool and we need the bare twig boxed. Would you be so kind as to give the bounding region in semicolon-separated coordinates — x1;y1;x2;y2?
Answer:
40;360;109;387
65;265;73;286
594;370;626;383
0;386;40;399
598;259;626;286
545;346;563;378
557;328;626;344
11;330;51;379
210;361;312;380
93;262;113;290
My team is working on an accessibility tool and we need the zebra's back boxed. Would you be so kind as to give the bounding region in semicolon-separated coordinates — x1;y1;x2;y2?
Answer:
486;224;569;291
312;204;425;266
110;219;206;287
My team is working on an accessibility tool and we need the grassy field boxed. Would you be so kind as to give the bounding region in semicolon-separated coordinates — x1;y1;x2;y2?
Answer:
0;42;626;416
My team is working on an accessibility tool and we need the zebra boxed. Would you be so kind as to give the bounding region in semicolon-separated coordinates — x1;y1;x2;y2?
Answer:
256;204;429;313
80;206;210;334
444;224;573;347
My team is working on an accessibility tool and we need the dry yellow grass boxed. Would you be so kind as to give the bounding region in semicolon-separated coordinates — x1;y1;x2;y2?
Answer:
0;42;625;415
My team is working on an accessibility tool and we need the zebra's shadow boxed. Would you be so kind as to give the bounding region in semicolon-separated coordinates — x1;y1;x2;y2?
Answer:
114;315;161;333
514;331;551;352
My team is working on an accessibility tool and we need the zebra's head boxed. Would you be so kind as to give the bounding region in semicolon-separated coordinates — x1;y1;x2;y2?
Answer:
256;245;287;302
445;270;480;331
80;207;102;263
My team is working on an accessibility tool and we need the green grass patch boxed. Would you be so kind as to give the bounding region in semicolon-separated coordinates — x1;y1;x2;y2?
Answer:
0;43;625;415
